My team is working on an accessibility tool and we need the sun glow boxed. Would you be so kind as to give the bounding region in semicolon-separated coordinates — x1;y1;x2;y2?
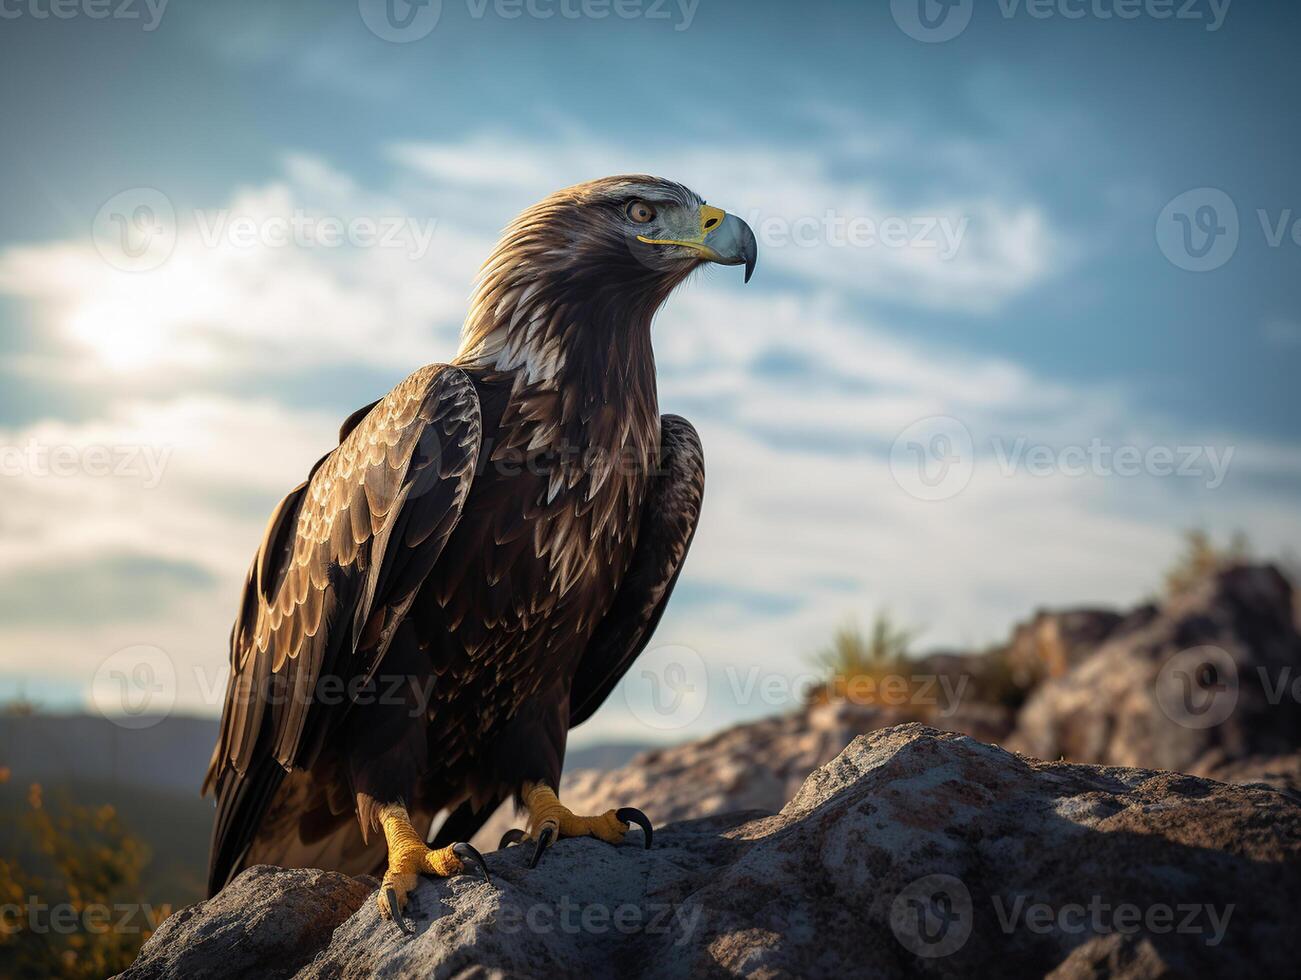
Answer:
67;300;173;369
61;253;221;372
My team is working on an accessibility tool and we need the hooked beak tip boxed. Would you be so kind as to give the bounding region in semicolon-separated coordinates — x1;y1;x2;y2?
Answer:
710;211;756;284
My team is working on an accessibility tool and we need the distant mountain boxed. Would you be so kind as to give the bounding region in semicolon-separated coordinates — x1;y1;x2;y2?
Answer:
563;741;654;772
0;712;218;796
0;713;220;908
0;712;651;794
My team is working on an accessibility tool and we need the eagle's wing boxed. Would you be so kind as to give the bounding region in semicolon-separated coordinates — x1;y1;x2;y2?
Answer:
204;364;481;890
568;414;705;727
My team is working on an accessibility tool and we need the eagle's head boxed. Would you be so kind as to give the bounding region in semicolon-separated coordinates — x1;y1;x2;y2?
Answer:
456;175;757;383
532;174;758;284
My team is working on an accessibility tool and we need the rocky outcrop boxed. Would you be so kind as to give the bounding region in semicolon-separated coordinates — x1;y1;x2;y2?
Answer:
1194;749;1301;802
470;565;1300;851
1007;564;1301;772
1001;608;1133;688
120;725;1301;979
474;696;1010;852
475;699;899;851
117;865;373;979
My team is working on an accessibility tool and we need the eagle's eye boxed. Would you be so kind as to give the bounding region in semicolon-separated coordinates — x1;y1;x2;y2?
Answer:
626;200;657;224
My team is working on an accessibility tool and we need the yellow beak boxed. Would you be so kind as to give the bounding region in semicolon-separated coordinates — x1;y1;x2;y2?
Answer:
637;205;758;282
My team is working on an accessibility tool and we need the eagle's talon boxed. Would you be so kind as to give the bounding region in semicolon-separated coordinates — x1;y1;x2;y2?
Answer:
452;842;493;886
499;828;529;850
615;807;654;849
519;785;653;863
528;825;556;868
379;882;415;935
374;804;483;931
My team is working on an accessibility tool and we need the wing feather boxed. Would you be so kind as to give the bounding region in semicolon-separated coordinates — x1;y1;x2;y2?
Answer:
568;415;704;728
203;365;481;893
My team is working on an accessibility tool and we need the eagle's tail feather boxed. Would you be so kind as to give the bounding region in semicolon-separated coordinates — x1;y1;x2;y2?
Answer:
206;759;286;897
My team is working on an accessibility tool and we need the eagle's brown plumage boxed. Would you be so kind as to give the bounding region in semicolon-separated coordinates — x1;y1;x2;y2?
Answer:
203;176;752;894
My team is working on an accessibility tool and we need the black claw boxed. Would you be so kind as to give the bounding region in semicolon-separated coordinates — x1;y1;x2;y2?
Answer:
499;828;528;850
452;842;492;886
616;807;654;849
384;886;414;936
528;826;555;868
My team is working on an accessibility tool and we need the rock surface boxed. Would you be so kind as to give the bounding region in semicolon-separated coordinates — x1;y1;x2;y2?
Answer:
474;690;1014;853
1007;564;1301;771
477;565;1301;852
120;725;1301;979
117;865;373;979
1194;749;1301;803
1000;607;1132;688
474;699;906;852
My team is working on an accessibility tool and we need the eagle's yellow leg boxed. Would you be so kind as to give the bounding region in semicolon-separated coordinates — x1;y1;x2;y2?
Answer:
375;804;490;932
514;783;653;867
525;783;629;843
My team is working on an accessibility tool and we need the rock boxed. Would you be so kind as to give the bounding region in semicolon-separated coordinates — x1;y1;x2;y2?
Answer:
117;865;373;979
473;692;1016;854
473;703;898;852
1000;608;1132;688
120;725;1301;978
1007;564;1301;772
474;691;1016;854
1193;749;1301;803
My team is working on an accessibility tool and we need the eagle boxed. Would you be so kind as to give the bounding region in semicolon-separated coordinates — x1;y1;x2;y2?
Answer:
202;175;757;928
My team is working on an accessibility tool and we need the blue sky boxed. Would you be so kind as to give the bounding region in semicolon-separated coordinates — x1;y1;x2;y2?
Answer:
0;0;1298;744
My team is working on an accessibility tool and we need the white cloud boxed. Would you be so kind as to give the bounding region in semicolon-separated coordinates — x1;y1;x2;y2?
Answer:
389;130;1063;313
0;396;337;576
0;166;485;377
